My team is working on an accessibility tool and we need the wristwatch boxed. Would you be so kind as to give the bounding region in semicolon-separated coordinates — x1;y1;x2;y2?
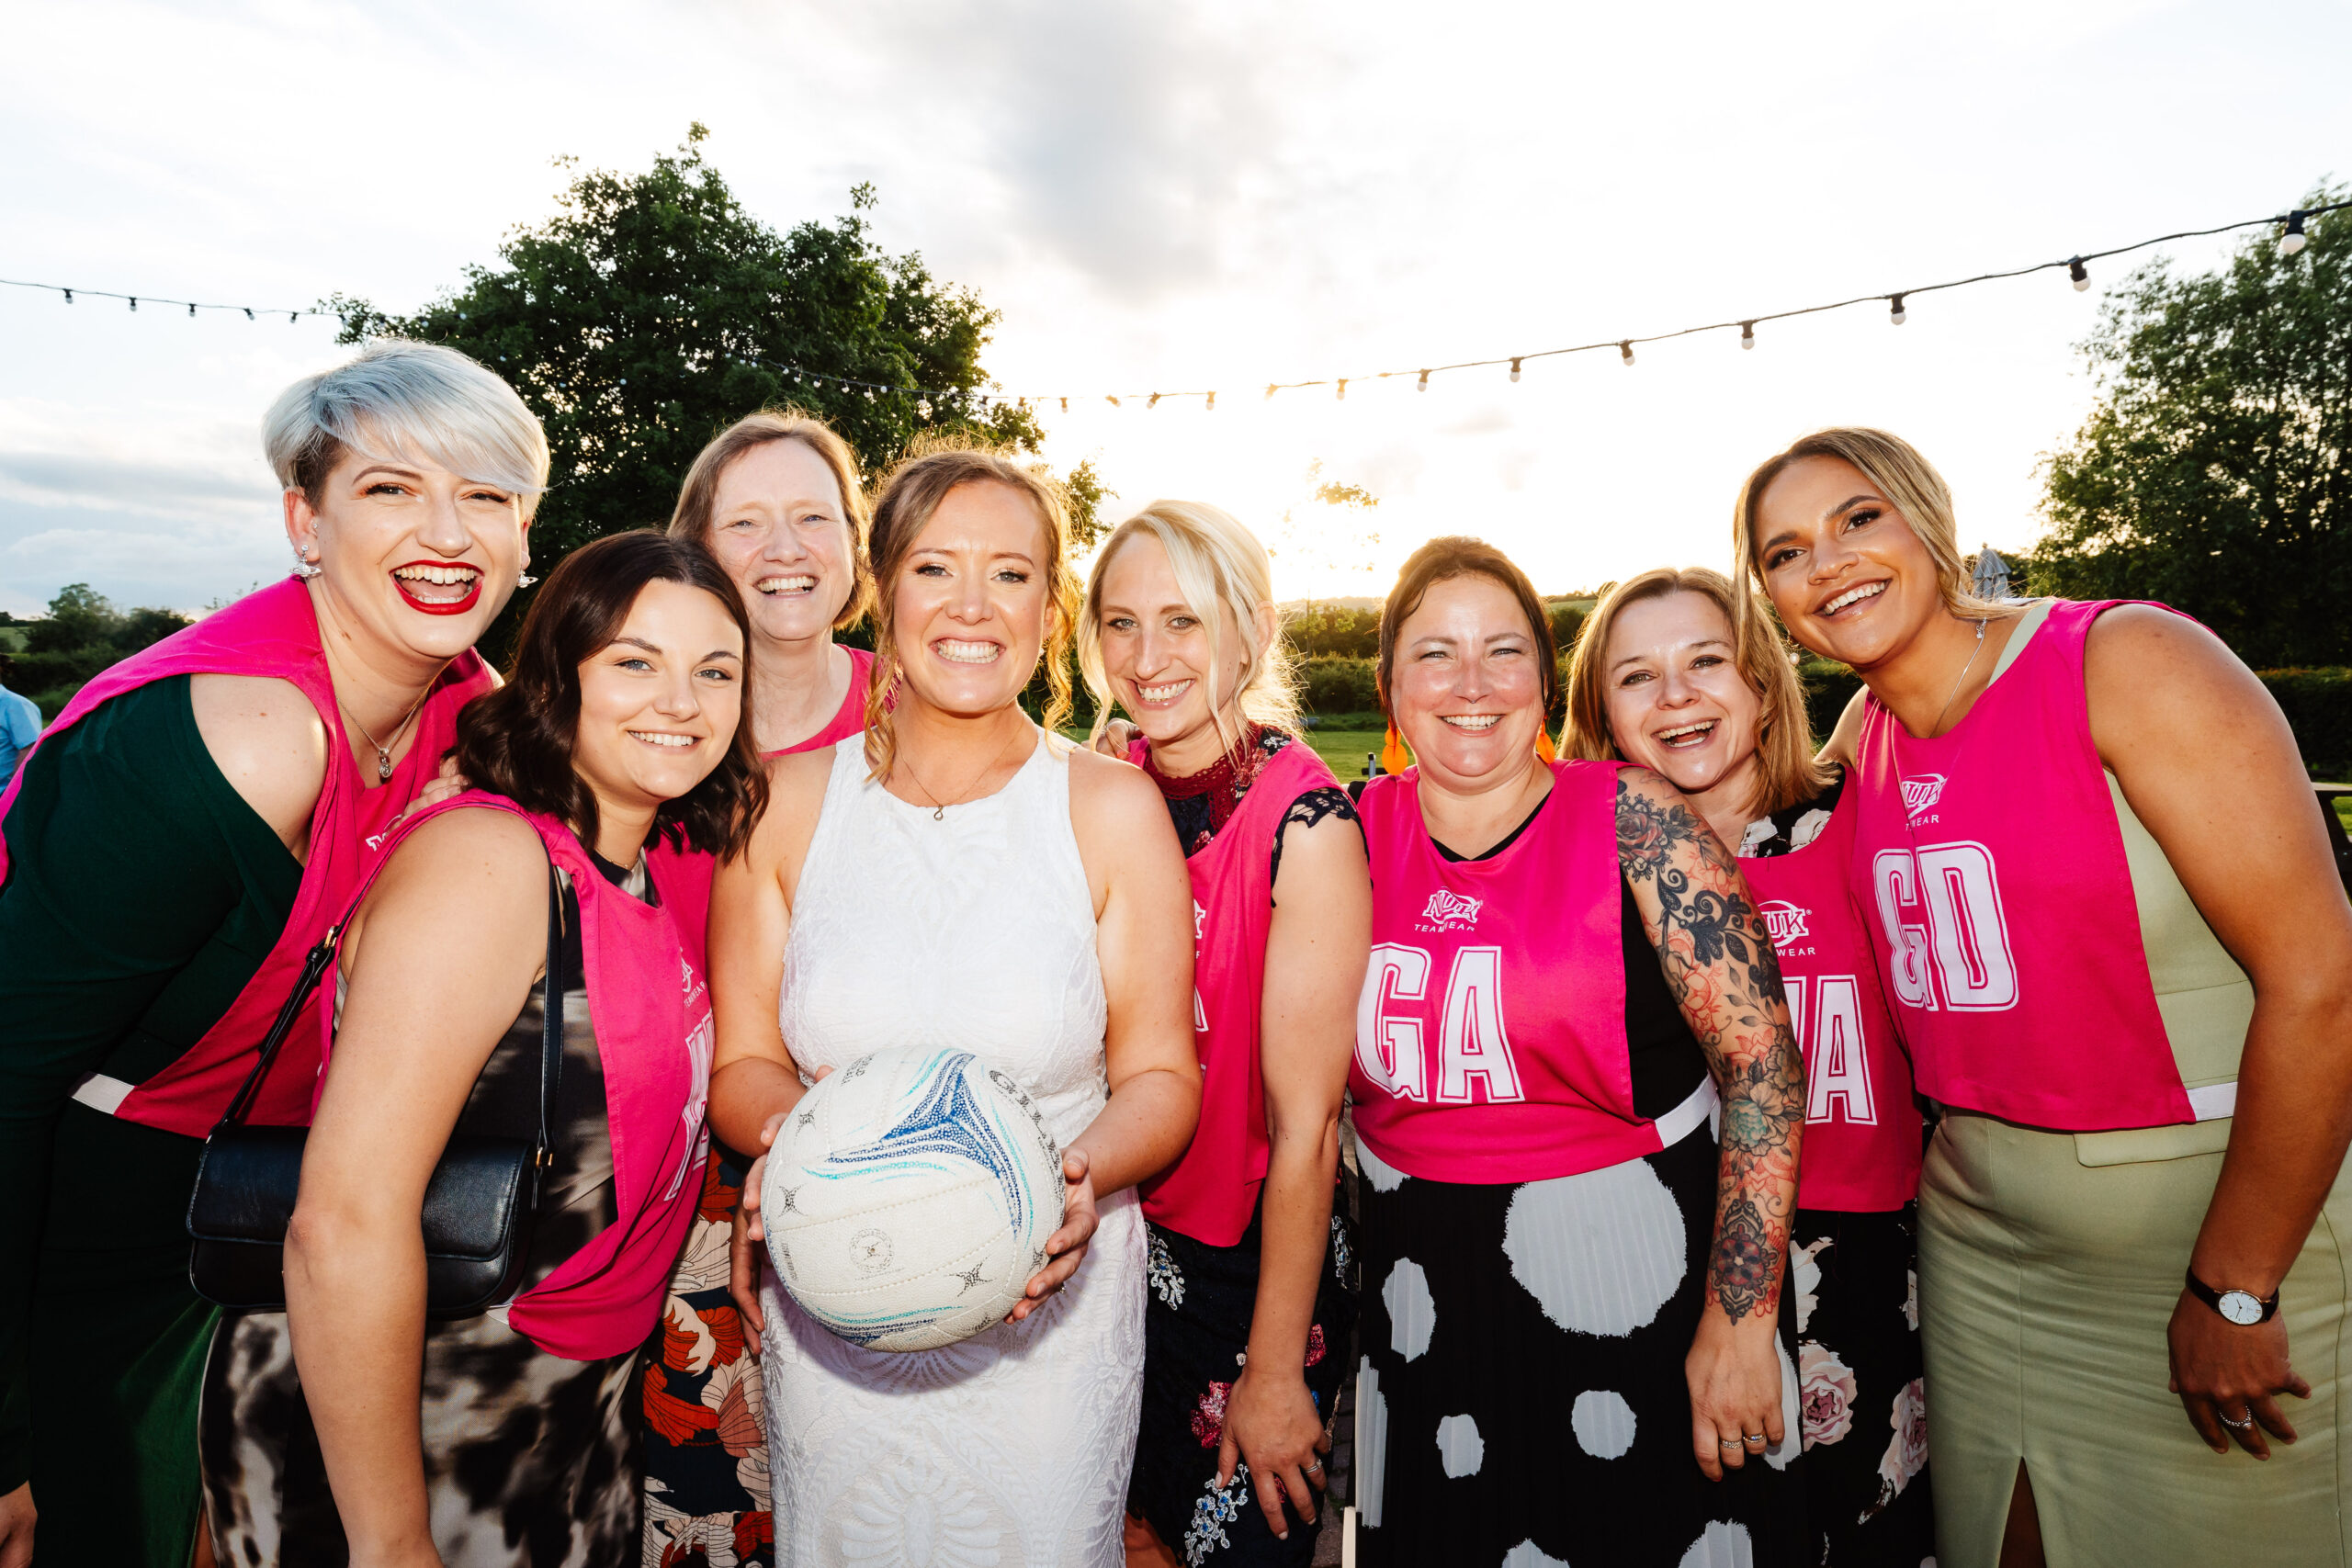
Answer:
2185;1269;2279;1326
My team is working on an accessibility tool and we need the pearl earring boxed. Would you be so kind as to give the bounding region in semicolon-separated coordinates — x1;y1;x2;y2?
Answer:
291;545;322;580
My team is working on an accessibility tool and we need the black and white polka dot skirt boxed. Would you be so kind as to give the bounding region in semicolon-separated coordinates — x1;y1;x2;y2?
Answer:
1352;1117;1808;1568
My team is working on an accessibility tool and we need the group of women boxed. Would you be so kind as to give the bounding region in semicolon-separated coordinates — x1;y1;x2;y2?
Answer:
0;339;2345;1568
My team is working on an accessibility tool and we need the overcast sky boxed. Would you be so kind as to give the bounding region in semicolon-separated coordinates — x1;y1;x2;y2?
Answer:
2;0;2346;616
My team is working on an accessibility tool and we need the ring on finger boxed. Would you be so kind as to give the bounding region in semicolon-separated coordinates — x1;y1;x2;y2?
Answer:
1717;1438;1743;1450
2221;1410;2255;1430
1741;1432;1768;1448
1304;1461;1323;1474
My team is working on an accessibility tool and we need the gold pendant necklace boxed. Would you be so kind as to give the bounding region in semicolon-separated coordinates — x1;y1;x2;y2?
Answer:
897;723;1031;820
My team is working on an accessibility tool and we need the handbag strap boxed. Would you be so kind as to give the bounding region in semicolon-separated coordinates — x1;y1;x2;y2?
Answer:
210;862;571;1141
532;866;566;1168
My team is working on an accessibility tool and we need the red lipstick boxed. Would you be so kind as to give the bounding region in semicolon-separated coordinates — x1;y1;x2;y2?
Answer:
390;560;484;617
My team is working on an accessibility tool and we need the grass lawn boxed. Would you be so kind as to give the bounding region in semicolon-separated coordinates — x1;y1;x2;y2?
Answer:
1302;728;1386;784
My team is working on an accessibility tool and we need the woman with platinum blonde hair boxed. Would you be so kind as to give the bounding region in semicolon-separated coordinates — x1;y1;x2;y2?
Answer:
1739;426;2352;1567
0;340;545;1568
1565;567;1931;1565
1077;502;1369;1567
716;448;1202;1565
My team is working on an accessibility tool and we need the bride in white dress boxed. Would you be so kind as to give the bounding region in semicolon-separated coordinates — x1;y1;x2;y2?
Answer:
707;448;1203;1567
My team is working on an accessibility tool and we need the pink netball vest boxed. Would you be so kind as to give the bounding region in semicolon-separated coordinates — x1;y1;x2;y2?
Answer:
1138;740;1337;1247
1739;784;1920;1211
0;577;491;1138
1351;760;1681;1184
335;793;714;1359
1849;599;2193;1131
649;644;873;972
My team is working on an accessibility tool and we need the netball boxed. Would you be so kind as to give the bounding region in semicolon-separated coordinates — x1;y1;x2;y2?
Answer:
760;1045;1067;1352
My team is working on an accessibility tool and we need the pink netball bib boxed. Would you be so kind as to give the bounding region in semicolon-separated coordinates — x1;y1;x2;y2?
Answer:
1351;760;1678;1184
336;794;713;1359
1849;599;2194;1131
1739;784;1920;1211
0;577;490;1137
1139;740;1337;1247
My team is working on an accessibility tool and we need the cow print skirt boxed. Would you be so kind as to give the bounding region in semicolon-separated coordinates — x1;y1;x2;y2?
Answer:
198;1305;639;1566
1351;1116;1808;1568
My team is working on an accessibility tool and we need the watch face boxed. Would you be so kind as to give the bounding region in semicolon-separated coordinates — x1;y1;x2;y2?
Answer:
2219;1290;2265;1326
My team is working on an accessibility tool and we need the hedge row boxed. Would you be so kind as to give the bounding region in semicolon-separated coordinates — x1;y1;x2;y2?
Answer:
1802;660;2352;776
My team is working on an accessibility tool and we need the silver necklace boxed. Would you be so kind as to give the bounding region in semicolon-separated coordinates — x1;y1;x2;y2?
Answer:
896;724;1029;820
341;689;432;783
1928;618;1988;739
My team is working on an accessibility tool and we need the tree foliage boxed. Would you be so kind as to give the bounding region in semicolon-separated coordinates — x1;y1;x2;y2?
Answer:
5;584;191;717
2036;187;2351;667
329;126;1055;646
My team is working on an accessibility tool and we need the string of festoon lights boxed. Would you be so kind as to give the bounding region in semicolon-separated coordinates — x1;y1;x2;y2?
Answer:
2;201;2339;413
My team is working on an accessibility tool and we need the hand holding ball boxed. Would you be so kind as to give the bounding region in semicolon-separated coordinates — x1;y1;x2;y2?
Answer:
760;1046;1069;1352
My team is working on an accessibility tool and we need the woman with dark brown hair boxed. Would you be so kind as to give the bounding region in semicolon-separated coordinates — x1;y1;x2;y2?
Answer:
198;530;767;1566
1350;536;1808;1566
712;446;1201;1565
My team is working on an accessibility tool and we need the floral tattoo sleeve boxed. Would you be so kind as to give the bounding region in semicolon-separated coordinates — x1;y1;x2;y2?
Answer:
1616;771;1805;1324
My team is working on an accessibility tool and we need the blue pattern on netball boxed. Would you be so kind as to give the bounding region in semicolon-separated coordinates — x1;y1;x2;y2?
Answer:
762;1045;1066;1352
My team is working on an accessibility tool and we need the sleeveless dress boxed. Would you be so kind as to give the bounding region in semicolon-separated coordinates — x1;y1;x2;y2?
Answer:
1850;598;2352;1567
760;730;1146;1568
643;643;874;1568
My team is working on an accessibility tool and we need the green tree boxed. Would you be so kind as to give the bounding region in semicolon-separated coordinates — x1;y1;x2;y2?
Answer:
2036;187;2351;667
7;583;192;717
329;126;1051;644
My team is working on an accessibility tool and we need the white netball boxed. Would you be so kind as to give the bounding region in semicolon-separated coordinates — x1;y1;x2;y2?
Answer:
761;1045;1068;1352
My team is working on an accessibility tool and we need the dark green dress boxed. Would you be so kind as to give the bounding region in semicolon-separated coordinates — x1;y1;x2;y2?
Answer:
0;675;300;1564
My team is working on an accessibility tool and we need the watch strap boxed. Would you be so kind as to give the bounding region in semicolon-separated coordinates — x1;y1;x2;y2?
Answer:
2184;1269;2280;1323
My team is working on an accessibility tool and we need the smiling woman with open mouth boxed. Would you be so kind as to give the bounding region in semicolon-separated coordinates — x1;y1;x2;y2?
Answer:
0;341;545;1568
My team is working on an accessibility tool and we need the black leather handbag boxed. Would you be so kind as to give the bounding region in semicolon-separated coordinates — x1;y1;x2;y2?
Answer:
187;870;566;1317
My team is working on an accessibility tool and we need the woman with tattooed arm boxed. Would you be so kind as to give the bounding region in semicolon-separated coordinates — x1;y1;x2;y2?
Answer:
1349;537;1807;1566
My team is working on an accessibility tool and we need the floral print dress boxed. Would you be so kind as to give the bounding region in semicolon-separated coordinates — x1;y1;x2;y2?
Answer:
1743;781;1935;1565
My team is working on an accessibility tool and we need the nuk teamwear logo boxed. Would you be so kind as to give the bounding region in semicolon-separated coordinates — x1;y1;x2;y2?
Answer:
1419;890;1483;931
1758;900;1811;953
1901;773;1948;820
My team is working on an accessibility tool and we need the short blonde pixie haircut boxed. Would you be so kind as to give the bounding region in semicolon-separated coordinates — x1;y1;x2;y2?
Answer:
667;410;874;630
1078;501;1300;758
862;445;1080;780
1563;566;1831;820
1730;427;2008;645
263;340;548;515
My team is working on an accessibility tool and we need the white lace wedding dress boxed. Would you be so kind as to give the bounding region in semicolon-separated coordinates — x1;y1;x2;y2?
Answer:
762;731;1145;1567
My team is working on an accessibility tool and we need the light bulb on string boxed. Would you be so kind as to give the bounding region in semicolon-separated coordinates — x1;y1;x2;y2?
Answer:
187;302;196;317
1060;397;1069;412
243;308;254;321
1888;295;1907;325
1148;392;1160;409
2068;256;2090;291
1509;356;1522;383
62;289;72;304
1739;321;1756;350
1264;384;1276;400
129;297;137;312
1416;369;1430;392
2281;210;2309;256
288;313;298;324
1337;379;1348;400
1205;391;1216;412
1618;340;1634;367
1106;395;1120;408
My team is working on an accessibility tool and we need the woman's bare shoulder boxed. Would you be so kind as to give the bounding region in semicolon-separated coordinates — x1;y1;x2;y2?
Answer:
189;673;329;846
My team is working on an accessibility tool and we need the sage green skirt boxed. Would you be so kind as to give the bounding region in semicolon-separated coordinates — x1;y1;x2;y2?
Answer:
1919;1111;2351;1567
